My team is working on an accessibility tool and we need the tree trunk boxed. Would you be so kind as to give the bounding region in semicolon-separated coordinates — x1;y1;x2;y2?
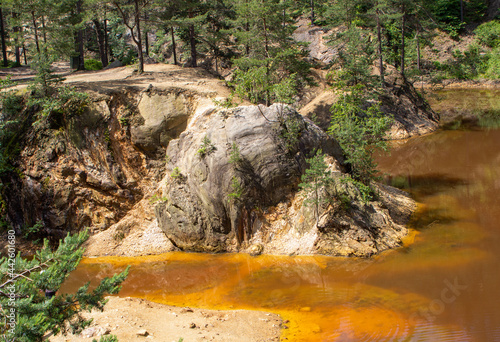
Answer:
93;20;108;67
104;18;109;62
76;0;85;70
135;0;144;73
23;43;27;65
400;3;406;78
170;27;177;65
78;30;85;70
310;0;315;25
416;30;421;71
145;31;149;56
460;0;464;22
189;24;197;67
41;15;47;45
376;7;385;86
0;8;8;67
31;11;40;53
12;12;21;65
263;18;269;58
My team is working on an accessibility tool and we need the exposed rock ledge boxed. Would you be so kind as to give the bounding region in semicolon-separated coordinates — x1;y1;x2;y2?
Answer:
0;64;417;257
154;104;416;257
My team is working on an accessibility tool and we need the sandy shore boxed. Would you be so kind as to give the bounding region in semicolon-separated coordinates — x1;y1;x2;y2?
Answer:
49;296;282;342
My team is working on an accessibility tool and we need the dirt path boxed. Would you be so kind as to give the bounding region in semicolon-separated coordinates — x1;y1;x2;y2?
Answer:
49;296;282;342
2;62;233;98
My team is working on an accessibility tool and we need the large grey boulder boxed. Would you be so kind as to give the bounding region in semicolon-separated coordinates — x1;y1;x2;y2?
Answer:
155;103;414;256
155;104;343;252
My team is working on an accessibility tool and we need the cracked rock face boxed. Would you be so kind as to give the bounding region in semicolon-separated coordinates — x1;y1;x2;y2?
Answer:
155;104;414;256
155;104;344;252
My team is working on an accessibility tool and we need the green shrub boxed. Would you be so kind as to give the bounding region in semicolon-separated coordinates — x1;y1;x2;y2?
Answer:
484;47;500;79
84;58;103;71
93;335;119;342
443;44;487;80
197;136;216;158
171;167;183;179
229;142;242;165
228;176;243;201
328;85;393;184
475;20;500;48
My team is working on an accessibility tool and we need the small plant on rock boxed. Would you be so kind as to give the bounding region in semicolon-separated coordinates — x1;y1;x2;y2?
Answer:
197;136;216;158
170;167;183;180
228;142;242;165
228;176;244;201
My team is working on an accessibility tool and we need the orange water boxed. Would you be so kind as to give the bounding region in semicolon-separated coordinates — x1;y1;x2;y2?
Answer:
62;111;500;341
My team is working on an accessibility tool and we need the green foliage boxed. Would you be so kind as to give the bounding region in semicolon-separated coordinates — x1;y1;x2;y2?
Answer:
29;51;65;97
231;54;309;106
149;194;168;204
433;44;488;80
0;78;24;175
228;176;243;201
427;0;487;38
340;175;374;204
228;142;242;165
0;230;129;342
27;86;89;124
231;65;267;104
108;17;138;65
213;96;235;109
93;335;119;342
1;93;24;118
279;113;302;153
328;26;376;87
113;231;125;241
484;47;500;79
197;136;216;158
23;220;44;240
299;150;333;224
84;58;103;71
475;20;500;48
328;85;393;184
119;117;129;126
228;0;312;106
170;167;183;180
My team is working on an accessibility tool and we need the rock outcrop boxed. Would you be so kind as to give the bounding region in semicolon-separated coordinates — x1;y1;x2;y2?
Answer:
155;104;414;256
2;84;206;248
1;65;417;257
294;20;439;140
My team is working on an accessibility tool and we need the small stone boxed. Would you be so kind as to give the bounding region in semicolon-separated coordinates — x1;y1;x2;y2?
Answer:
136;329;149;336
189;323;196;329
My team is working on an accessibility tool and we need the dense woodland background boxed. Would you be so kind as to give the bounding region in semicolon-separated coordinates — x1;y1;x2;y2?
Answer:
0;0;497;82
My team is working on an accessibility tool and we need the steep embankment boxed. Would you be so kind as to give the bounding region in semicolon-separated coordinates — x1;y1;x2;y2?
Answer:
294;18;440;139
2;64;416;257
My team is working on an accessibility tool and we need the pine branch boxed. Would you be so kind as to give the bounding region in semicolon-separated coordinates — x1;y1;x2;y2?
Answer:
0;259;53;289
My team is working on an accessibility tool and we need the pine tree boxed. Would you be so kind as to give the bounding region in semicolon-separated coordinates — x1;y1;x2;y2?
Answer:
111;0;151;73
299;150;333;226
0;230;129;342
229;0;311;106
328;85;393;184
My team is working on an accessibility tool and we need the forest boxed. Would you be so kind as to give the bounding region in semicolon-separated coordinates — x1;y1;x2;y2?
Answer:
0;0;497;84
